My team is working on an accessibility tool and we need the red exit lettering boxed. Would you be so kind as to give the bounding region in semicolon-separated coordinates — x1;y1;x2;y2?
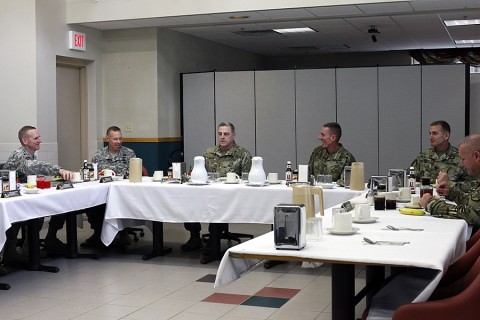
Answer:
74;34;84;48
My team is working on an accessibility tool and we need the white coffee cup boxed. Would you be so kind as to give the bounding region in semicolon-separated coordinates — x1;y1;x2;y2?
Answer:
153;170;163;181
267;172;279;183
27;175;37;187
72;172;82;182
354;204;371;220
103;169;113;177
226;172;240;183
333;212;352;232
398;187;411;200
411;194;421;204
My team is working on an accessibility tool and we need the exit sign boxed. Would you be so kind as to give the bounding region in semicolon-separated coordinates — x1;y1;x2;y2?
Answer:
68;31;86;51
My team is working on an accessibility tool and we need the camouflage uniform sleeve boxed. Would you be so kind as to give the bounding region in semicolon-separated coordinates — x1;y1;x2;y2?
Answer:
336;151;356;185
4;149;61;177
427;186;480;227
240;150;252;173
308;149;316;177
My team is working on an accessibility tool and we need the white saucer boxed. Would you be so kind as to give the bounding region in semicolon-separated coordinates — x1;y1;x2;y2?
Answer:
24;188;39;194
327;227;359;235
224;181;240;184
353;217;379;224
318;183;335;189
187;182;209;186
268;181;282;185
152;179;163;182
246;182;269;187
396;198;411;203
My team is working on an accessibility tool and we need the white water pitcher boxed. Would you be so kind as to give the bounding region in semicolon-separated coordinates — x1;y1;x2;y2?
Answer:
190;156;208;183
248;156;266;185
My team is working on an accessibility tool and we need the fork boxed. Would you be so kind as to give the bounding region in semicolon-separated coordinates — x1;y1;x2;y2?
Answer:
386;225;424;231
363;237;410;246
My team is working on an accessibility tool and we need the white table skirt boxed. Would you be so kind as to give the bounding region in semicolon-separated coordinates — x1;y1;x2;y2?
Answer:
0;182;110;249
215;204;467;303
101;181;366;245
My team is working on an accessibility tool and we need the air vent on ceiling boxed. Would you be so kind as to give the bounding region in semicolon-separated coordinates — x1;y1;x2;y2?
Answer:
233;30;280;36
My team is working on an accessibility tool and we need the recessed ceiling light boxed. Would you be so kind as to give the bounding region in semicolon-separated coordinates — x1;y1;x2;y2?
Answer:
272;27;316;34
455;39;480;44
229;16;249;20
444;19;480;26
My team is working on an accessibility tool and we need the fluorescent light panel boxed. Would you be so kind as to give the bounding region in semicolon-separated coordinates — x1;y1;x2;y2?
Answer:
273;27;316;34
455;39;480;44
444;19;480;26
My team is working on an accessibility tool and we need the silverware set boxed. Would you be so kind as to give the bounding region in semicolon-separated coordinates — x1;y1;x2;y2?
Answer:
386;225;424;231
363;237;410;246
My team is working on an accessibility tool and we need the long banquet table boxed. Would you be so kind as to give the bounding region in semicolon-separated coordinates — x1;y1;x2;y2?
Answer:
214;203;468;320
101;181;366;249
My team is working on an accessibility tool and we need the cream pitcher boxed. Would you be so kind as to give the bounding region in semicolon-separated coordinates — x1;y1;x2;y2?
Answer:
291;184;324;218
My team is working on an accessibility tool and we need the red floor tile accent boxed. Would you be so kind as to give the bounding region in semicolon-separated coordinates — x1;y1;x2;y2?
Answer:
202;293;251;305
255;287;301;299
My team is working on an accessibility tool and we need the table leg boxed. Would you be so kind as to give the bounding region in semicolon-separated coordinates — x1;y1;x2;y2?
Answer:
65;211;99;260
365;266;385;306
27;218;59;273
332;263;355;320
142;221;172;260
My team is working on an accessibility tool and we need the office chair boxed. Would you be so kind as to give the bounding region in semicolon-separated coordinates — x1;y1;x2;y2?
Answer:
202;224;254;244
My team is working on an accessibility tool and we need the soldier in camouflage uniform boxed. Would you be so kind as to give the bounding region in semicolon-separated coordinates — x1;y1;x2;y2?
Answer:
2;126;75;267
91;126;136;177
308;122;355;184
410;120;474;192
83;126;137;248
420;134;480;230
181;122;252;264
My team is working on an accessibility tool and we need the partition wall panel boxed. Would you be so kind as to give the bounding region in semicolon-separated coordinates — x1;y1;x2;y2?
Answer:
215;71;256;157
255;70;296;174
182;72;215;169
336;67;379;180
421;64;466;149
378;66;421;175
182;65;466;179
295;69;337;167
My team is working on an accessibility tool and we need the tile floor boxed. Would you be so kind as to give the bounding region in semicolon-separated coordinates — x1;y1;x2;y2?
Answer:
0;219;367;320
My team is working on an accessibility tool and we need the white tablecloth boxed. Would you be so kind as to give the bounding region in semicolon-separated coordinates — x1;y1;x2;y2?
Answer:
0;182;110;249
101;181;366;245
215;203;467;304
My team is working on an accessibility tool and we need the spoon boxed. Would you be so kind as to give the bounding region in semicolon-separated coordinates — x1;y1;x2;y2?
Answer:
363;237;410;245
386;225;424;231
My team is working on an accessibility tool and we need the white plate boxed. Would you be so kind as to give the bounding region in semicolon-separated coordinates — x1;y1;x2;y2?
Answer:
24;188;39;194
318;183;335;189
224;181;240;184
327;227;359;235
152;179;163;182
353;217;379;224
187;182;209;186
396;198;411;203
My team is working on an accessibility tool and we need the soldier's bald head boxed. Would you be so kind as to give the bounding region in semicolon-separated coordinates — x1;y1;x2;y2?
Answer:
460;134;480;153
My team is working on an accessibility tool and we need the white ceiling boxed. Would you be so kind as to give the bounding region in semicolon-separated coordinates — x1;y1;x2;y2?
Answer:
77;0;480;56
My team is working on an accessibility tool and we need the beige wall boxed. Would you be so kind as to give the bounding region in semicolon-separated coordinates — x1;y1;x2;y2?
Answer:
0;0;103;163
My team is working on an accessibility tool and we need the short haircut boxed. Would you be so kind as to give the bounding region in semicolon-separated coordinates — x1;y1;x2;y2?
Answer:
323;122;342;141
459;134;480;153
106;126;122;136
18;126;36;142
218;122;235;133
431;120;451;134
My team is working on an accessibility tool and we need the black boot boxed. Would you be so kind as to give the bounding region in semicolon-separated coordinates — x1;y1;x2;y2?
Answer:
181;233;203;251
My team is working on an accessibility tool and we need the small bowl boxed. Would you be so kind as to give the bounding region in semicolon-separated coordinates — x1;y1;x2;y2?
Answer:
24;188;39;194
